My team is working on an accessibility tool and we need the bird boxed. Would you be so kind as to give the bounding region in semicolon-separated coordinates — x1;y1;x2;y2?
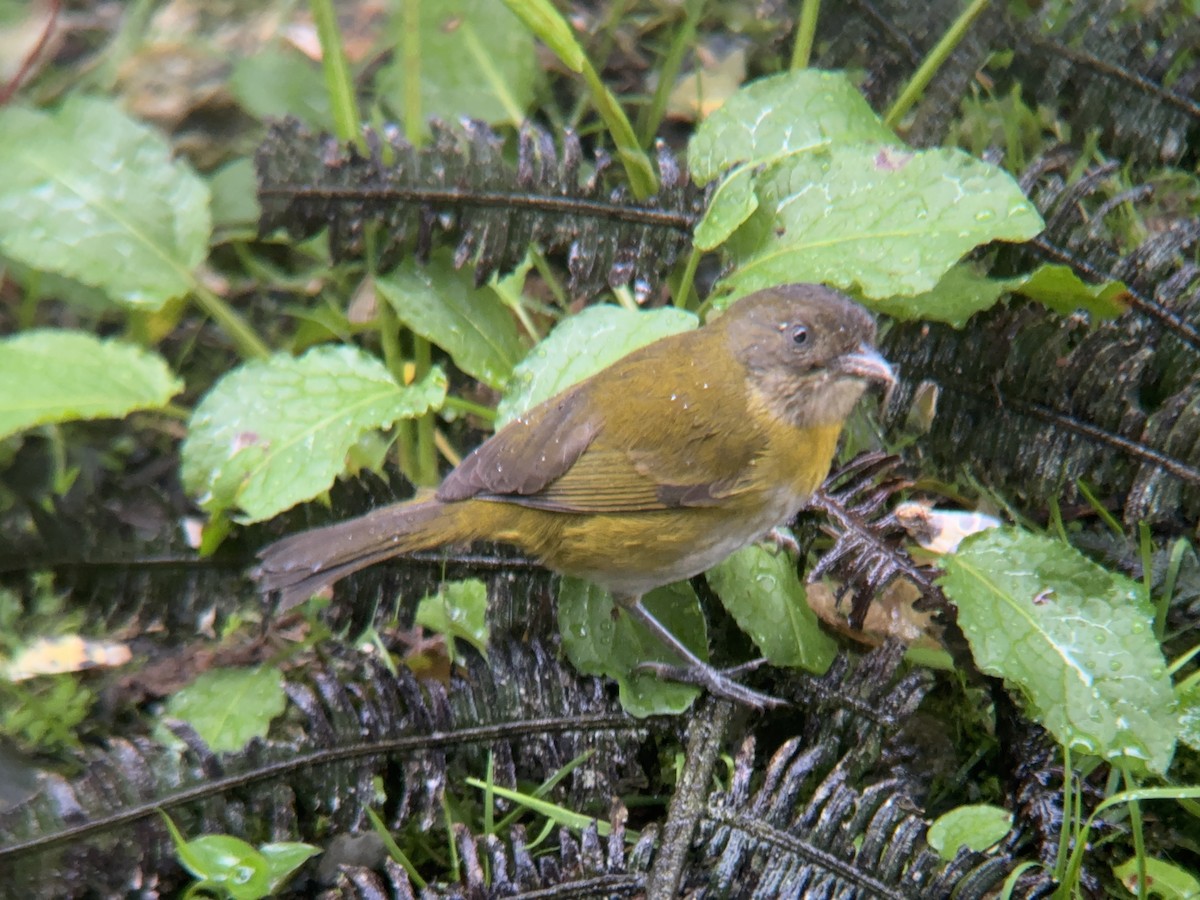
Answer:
254;283;895;707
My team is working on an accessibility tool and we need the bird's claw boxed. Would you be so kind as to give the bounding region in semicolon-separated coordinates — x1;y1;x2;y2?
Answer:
634;658;787;710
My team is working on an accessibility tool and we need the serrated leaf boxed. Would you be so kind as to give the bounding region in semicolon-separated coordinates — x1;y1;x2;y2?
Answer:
688;70;899;184
707;543;837;670
380;0;537;131
376;255;525;390
939;528;1178;773
0;330;183;440
415;578;490;660
558;578;703;717
497;304;697;427
927;804;1012;859
0;96;210;308
719;144;1045;301
164;666;287;754
181;346;446;522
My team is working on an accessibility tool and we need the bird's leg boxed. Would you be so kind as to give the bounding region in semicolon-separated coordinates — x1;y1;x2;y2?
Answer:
614;593;787;710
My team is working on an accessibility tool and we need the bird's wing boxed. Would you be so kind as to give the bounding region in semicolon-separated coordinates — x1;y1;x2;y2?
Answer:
437;347;763;513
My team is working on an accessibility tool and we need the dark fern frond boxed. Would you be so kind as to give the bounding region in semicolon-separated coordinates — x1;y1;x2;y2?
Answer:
816;1;1200;166
884;152;1200;527
0;640;654;899
803;452;921;630
320;811;654;899
686;646;1018;898
255;117;707;300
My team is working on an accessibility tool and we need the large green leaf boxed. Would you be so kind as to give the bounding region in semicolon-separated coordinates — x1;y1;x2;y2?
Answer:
558;578;704;717
0;96;210;308
688;69;898;184
939;528;1178;773
707;543;837;670
181;346;446;522
720;144;1045;301
0;330;182;440
379;0;538;131
497;304;697;427
376;256;525;390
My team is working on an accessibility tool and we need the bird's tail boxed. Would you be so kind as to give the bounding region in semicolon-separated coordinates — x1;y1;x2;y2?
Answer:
253;498;479;610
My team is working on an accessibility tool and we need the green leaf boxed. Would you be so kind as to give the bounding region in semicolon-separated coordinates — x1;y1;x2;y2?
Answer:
873;262;1011;327
415;578;491;660
0;96;210;308
1113;856;1200;899
927;804;1012;859
230;47;333;131
693;164;758;252
259;842;322;893
707;543;837;671
939;528;1178;773
497;305;697;427
163;666;287;753
1178;680;1200;754
688;70;899;185
380;0;538;131
719;144;1045;301
181;835;271;900
208;158;261;230
0;330;183;440
181;346;447;522
558;578;704;717
1008;263;1129;320
376;255;525;390
501;0;585;71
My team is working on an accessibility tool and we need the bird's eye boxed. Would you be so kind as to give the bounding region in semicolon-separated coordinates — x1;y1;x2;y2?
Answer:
790;325;809;346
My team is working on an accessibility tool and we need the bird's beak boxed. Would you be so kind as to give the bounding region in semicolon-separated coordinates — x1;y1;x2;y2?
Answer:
834;345;896;386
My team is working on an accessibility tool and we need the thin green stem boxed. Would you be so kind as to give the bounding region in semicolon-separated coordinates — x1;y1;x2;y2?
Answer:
503;0;656;197
402;0;423;144
638;0;706;146
529;247;569;309
1121;766;1148;900
443;395;497;424
191;283;270;359
789;0;821;70
412;336;438;485
674;246;702;310
884;0;992;130
1052;742;1073;884
310;0;363;146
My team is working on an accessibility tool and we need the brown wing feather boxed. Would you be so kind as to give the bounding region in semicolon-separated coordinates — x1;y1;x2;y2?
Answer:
439;328;765;512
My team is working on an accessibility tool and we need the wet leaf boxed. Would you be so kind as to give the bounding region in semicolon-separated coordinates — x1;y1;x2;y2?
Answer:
940;528;1178;773
497;304;697;426
0;330;182;440
0;96;210;308
164;666;287;754
181;346;446;522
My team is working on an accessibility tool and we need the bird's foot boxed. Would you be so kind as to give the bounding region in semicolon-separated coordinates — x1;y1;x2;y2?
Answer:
634;658;787;710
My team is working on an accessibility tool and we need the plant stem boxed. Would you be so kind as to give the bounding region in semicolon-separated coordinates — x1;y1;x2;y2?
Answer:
638;0;705;146
191;283;270;359
884;0;992;130
504;0;657;198
674;247;702;310
310;0;363;146
789;0;821;70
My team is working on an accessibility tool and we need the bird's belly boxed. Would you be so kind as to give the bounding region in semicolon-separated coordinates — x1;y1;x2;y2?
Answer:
544;488;804;597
